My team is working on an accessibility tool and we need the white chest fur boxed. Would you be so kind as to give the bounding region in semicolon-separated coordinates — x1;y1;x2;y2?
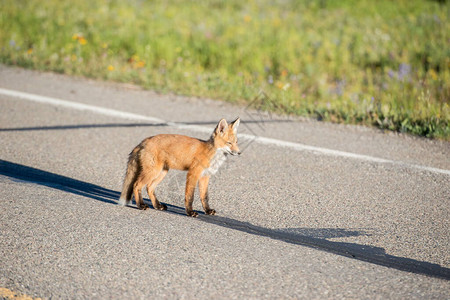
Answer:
202;148;227;176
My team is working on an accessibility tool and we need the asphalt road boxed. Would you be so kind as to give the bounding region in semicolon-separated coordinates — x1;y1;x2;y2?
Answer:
1;65;449;299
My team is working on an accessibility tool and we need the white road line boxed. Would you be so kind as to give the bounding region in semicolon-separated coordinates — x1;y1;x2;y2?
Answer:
1;87;449;176
0;88;166;124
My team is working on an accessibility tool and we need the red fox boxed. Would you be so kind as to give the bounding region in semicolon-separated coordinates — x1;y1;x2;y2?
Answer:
118;118;240;217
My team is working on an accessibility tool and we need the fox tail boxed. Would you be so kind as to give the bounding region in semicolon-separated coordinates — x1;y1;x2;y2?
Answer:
118;149;139;206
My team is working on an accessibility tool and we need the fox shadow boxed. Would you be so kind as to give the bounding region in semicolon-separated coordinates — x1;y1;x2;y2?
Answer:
1;159;449;280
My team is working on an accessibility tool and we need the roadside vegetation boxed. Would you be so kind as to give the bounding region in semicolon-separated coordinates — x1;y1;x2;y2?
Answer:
1;0;449;139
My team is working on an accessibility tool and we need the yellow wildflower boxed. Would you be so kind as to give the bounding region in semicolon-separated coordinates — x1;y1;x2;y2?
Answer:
428;69;438;81
107;65;115;71
244;15;252;23
136;61;145;68
72;33;87;45
276;81;291;91
272;18;281;27
78;37;87;45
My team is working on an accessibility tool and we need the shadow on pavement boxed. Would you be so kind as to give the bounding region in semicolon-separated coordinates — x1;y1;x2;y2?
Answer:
0;119;293;132
1;159;448;280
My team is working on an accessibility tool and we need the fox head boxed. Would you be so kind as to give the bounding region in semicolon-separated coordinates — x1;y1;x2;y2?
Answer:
212;117;241;156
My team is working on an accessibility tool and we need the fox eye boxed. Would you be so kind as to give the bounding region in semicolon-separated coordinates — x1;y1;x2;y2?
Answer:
226;142;232;145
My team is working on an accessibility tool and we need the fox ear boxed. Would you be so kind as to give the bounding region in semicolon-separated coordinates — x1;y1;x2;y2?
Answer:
215;118;228;135
231;117;240;133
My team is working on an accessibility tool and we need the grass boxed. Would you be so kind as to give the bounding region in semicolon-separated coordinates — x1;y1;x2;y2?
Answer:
1;0;449;139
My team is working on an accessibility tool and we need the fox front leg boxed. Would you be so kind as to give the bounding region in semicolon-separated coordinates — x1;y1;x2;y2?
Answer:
185;170;200;217
198;176;215;215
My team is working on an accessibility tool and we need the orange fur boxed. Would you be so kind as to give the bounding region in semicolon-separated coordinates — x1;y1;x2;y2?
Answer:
119;118;240;217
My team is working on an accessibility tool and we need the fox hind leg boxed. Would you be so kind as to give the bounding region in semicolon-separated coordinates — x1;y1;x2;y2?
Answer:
146;169;168;211
133;177;149;210
134;161;166;210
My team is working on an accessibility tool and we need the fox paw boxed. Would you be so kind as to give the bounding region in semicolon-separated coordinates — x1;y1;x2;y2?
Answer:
156;203;167;211
138;203;149;210
205;209;216;215
186;211;198;218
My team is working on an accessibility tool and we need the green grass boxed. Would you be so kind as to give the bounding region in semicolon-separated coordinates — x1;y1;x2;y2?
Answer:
1;0;449;139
